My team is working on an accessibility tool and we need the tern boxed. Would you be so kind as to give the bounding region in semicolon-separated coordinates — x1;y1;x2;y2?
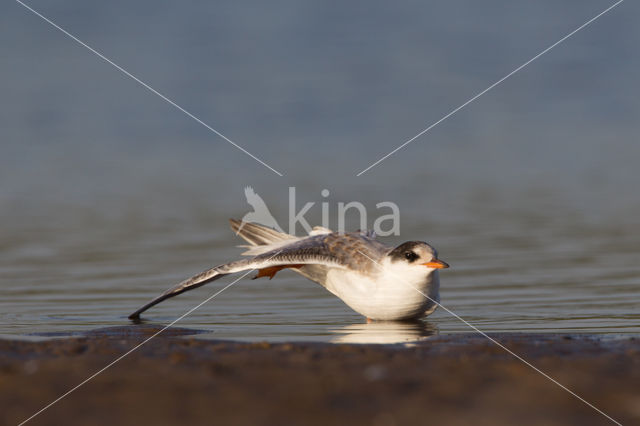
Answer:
128;220;449;321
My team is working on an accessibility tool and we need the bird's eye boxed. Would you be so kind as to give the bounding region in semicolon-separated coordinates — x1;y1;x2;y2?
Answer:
404;251;419;262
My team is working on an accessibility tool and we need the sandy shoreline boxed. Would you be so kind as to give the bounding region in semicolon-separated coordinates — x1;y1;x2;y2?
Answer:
1;326;638;425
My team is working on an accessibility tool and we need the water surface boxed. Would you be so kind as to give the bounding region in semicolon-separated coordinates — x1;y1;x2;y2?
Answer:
1;0;639;343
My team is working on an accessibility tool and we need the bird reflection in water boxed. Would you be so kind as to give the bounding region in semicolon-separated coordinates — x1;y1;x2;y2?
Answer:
330;320;438;345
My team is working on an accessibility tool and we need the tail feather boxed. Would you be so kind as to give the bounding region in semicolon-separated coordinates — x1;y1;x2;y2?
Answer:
230;219;331;287
229;219;295;246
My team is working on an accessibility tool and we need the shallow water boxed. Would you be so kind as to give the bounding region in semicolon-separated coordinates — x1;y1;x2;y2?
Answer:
1;0;639;343
2;191;639;344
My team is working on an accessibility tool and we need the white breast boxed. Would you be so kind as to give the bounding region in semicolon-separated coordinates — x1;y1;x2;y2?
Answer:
325;261;440;321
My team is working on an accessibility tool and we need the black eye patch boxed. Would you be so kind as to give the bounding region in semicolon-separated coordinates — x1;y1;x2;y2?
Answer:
404;251;419;262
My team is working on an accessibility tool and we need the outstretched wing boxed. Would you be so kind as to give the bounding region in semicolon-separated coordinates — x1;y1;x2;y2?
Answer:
128;236;345;319
228;219;388;288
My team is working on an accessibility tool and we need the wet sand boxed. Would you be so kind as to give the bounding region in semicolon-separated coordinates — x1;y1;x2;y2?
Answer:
1;326;638;425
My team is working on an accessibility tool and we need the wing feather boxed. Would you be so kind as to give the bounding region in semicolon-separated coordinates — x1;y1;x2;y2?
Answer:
129;223;391;320
128;236;344;319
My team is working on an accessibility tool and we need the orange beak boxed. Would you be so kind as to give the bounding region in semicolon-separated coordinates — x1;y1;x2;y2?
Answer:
423;259;449;269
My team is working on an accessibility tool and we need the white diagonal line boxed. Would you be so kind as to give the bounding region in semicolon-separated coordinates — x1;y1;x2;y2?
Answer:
356;0;624;176
18;277;243;425
18;249;283;426
15;0;283;177
355;250;622;425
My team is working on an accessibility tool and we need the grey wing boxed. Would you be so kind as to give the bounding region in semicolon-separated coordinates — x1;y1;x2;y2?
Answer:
289;232;389;285
128;236;344;320
248;235;344;266
128;266;227;320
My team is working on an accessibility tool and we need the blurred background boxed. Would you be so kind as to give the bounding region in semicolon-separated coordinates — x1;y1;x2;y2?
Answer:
1;0;638;342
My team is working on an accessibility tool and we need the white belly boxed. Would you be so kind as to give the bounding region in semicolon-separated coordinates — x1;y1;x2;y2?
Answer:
324;269;440;321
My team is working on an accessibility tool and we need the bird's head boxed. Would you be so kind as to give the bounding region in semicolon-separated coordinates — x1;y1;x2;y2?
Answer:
387;241;449;270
